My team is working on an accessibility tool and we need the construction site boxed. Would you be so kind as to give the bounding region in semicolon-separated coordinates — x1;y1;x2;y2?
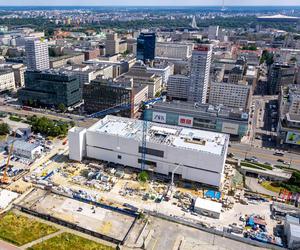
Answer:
16;188;137;245
69;115;230;187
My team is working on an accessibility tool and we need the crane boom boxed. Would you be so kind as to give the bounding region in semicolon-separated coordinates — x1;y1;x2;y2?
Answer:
1;131;16;184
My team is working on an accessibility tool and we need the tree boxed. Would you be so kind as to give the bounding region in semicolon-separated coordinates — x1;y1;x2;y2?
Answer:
58;103;66;113
28;116;70;137
0;123;10;135
260;50;274;66
138;171;149;183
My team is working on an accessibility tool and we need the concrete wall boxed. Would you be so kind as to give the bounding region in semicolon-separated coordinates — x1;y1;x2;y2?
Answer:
68;127;87;162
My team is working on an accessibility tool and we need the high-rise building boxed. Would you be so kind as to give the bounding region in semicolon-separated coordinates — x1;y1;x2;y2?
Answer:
136;32;156;62
105;32;120;56
25;39;50;71
268;64;296;95
208;26;219;40
188;45;213;104
190;16;198;29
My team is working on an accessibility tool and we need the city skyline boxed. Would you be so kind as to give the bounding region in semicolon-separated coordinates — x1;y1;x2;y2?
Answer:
1;0;300;6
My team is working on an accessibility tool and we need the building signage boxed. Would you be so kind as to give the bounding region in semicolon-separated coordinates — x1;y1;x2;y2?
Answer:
286;131;300;145
178;115;194;127
152;112;166;123
222;122;239;135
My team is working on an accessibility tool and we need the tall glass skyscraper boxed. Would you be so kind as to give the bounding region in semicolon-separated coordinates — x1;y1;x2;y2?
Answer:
136;32;156;62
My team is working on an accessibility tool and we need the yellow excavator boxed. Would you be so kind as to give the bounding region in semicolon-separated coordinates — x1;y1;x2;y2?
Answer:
1;131;16;184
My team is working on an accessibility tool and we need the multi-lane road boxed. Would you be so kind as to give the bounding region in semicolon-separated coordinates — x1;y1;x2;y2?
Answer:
229;143;300;170
0;105;97;128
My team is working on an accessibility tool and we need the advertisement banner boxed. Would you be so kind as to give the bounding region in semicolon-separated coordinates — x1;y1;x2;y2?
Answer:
222;122;239;135
178;115;194;127
286;131;300;145
152;112;166;123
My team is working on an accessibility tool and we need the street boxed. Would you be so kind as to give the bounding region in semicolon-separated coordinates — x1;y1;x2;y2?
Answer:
0;104;97;128
229;142;300;170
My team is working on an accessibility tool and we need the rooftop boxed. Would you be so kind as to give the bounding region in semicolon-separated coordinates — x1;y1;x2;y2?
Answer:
148;101;249;121
13;140;40;151
194;197;222;214
88;116;229;156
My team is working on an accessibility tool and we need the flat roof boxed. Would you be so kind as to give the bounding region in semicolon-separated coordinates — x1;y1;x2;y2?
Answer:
149;101;248;121
289;223;300;238
88;116;228;156
0;189;19;209
13;140;40;151
194;198;222;214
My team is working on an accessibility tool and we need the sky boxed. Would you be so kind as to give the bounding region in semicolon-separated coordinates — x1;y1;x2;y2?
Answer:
1;0;300;6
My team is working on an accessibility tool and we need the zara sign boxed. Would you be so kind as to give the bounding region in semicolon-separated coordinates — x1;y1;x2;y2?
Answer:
152;112;166;123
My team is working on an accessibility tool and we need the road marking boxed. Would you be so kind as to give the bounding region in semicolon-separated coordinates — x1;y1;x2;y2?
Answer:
151;238;159;250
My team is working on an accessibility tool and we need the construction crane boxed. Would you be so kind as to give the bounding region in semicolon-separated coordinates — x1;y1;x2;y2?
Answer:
87;96;164;119
1;131;16;184
140;120;147;171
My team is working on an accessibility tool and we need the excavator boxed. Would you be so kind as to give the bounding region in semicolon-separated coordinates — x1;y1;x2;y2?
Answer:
1;131;16;184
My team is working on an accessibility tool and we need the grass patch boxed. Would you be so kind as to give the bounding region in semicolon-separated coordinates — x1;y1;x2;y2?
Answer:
28;232;115;250
0;212;58;246
261;181;283;193
274;165;300;174
0;134;7;141
241;161;273;170
241;162;265;170
9;115;22;122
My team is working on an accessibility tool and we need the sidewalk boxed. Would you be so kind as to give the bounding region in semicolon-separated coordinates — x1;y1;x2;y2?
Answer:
20;230;64;250
0;240;20;250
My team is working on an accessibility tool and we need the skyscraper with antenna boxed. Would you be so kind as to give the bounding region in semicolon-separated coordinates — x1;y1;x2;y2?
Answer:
221;0;226;11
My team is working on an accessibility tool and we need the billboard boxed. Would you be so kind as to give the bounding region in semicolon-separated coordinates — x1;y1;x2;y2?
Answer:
222;122;239;135
286;131;300;145
152;112;166;123
178;115;194;127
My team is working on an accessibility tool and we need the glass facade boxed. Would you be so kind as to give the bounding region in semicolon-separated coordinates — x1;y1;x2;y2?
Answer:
83;79;131;116
18;71;82;108
144;109;248;138
137;33;156;62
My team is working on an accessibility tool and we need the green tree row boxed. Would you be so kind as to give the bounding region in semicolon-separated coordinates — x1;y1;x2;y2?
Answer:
27;116;70;137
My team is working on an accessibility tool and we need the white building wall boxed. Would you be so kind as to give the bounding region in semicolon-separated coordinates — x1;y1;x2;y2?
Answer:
25;39;50;71
0;71;15;92
68;127;87;162
85;129;228;187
